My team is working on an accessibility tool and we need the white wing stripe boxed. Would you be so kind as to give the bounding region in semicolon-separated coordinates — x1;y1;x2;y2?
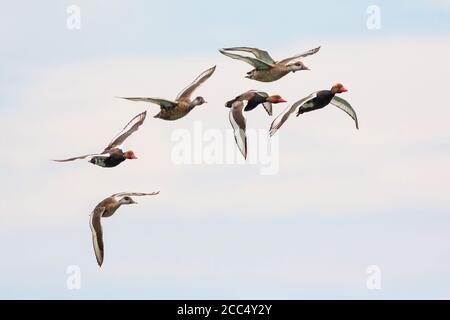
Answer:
89;212;103;266
269;92;317;136
229;108;247;159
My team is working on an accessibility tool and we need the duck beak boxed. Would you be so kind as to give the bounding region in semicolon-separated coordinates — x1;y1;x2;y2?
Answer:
131;155;138;159
131;200;138;204
278;98;288;103
341;87;348;92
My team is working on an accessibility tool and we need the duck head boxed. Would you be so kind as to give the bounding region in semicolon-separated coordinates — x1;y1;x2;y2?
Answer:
266;95;288;104
191;96;207;107
287;61;310;73
119;196;138;205
331;83;348;94
124;150;138;160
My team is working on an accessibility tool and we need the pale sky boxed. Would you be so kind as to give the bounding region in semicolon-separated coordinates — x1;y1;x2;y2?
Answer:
1;0;450;299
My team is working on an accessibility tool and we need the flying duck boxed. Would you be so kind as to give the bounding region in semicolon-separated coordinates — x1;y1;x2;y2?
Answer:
269;83;359;137
226;91;287;158
90;191;160;267
119;66;216;120
219;46;320;82
53;111;146;168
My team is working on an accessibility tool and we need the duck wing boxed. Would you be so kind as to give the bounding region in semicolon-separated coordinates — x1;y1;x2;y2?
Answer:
269;92;318;137
119;97;177;109
89;206;105;267
111;191;160;198
331;96;359;129
253;91;273;116
277;46;321;65
229;101;247;159
103;111;147;152
219;50;273;70
176;66;216;100
221;47;275;64
52;154;98;162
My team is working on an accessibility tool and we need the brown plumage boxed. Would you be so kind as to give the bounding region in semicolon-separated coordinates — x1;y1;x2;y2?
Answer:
219;46;320;82
119;66;216;120
89;192;160;267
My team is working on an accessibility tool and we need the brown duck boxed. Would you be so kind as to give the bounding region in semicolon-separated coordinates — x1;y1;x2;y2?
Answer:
53;111;146;168
119;66;216;120
219;46;320;82
90;191;159;267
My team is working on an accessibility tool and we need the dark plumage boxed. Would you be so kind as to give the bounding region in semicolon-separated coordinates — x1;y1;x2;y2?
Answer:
226;90;287;158
53;111;146;168
269;83;359;136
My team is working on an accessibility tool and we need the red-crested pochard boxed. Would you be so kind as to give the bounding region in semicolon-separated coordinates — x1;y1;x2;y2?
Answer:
269;83;359;136
53;111;146;168
226;90;287;158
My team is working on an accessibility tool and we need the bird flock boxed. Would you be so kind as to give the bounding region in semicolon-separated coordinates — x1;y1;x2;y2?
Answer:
53;45;359;267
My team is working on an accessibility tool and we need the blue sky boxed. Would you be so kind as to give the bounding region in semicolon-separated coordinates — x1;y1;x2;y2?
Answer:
1;0;450;299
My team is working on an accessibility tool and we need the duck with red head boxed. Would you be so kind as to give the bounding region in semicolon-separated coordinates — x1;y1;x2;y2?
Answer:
123;150;138;160
226;90;288;159
331;83;348;94
269;83;359;137
265;95;288;104
53;111;146;168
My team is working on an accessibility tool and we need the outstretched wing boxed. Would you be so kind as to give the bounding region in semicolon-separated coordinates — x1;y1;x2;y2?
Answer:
221;47;275;64
331;96;359;129
89;206;105;267
269;92;318;137
111;191;160;198
262;102;273;116
118;97;177;109
277;46;321;65
52;154;97;162
103;111;147;152
229;101;247;159
176;66;216;100
219;50;273;70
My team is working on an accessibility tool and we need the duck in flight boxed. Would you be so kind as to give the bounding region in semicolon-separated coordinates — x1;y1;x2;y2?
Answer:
226;90;287;159
89;191;160;267
269;83;359;137
219;46;320;82
119;66;216;120
53;111;146;168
